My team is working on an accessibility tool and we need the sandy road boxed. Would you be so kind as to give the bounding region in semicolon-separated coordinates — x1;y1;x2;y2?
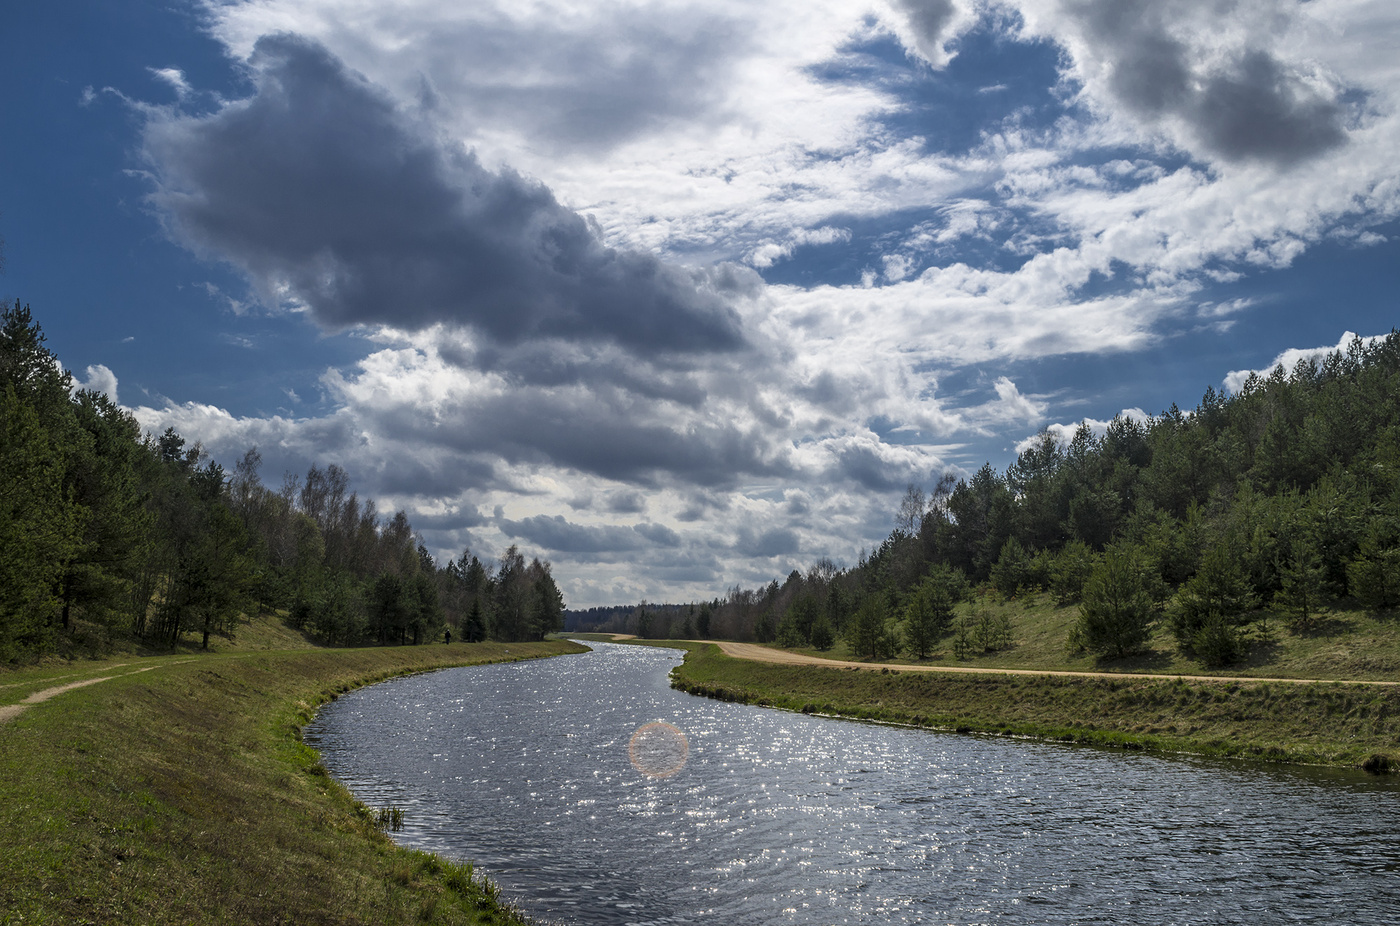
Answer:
592;636;1398;687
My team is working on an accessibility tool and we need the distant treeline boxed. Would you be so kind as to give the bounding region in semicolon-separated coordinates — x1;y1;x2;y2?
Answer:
0;302;563;663
564;602;698;635
584;331;1400;666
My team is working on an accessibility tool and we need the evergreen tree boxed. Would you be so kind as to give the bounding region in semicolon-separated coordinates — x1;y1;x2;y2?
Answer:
1171;541;1258;665
1347;521;1400;613
902;564;966;659
0;385;80;660
464;596;489;643
989;536;1034;598
1075;543;1160;659
1276;536;1327;631
848;596;895;660
1048;540;1097;606
809;611;835;650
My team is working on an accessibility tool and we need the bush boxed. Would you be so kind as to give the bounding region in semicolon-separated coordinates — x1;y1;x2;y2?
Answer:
1191;613;1244;667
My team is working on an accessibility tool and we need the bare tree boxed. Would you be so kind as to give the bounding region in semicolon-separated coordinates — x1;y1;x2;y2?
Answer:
896;483;926;534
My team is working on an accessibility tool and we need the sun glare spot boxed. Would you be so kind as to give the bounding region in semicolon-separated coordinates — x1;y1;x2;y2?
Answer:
628;721;690;778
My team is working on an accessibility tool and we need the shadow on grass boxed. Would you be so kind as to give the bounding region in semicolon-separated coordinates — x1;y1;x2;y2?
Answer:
1290;613;1359;638
1095;648;1175;672
1239;637;1284;670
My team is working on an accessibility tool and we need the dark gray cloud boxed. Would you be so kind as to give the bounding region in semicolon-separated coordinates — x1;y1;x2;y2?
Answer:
633;522;682;547
144;33;747;352
499;513;679;555
606;490;648;515
409;507;489;531
344;369;794;489
1070;0;1347;166
893;0;964;63
374;453;498;499
734;526;801;558
403;15;747;153
500;514;646;554
1191;50;1348;165
452;338;715;405
828;442;919;492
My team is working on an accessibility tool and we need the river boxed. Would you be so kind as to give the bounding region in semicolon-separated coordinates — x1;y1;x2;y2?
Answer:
304;640;1400;924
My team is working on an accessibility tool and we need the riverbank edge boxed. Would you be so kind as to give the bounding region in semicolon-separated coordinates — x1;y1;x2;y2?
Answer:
660;642;1399;772
0;639;588;925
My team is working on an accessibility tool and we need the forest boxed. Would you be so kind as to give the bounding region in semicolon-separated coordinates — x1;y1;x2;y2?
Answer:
582;330;1400;668
0;301;564;663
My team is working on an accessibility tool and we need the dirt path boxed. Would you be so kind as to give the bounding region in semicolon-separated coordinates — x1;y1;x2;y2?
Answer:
0;665;166;725
626;638;1397;687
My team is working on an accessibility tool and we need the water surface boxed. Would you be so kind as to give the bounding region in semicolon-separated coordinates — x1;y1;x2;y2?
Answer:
305;641;1400;924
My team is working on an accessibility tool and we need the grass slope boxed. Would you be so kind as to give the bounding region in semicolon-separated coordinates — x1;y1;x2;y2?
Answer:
776;591;1400;681
669;643;1400;770
0;635;587;925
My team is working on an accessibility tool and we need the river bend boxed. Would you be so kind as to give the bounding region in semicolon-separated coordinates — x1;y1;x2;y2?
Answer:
305;641;1400;924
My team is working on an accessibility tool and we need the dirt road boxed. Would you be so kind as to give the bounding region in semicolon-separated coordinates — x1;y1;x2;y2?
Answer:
653;638;1397;687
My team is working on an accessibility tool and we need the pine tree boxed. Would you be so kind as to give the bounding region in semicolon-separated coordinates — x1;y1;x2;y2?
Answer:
1276;537;1327;631
1076;543;1160;659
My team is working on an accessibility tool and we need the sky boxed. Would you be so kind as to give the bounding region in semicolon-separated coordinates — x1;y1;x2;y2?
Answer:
3;0;1398;608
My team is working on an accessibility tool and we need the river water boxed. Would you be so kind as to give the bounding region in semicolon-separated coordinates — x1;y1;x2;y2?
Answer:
304;641;1400;925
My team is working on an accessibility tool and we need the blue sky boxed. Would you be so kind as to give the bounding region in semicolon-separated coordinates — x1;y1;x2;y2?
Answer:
4;0;1398;607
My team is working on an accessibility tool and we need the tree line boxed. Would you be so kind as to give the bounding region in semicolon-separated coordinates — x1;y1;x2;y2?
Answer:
584;331;1400;667
0;302;563;663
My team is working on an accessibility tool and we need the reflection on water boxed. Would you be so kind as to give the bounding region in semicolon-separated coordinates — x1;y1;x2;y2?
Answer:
305;641;1400;925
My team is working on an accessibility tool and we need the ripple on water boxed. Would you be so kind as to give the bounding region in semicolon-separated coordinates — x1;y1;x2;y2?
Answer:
306;641;1400;925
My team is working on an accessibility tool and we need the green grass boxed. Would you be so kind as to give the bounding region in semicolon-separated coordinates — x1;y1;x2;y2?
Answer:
668;642;1400;771
779;591;1400;681
0;637;587;925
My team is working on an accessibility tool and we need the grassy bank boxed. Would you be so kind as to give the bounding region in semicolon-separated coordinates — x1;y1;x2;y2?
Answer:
0;634;588;925
668;643;1400;770
770;590;1400;682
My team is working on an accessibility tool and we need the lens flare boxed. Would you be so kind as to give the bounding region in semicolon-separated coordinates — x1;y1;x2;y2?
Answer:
628;721;689;778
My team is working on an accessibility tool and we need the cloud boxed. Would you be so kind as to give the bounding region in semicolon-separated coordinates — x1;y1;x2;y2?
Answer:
499;514;650;555
495;513;683;560
991;376;1046;426
209;0;752;157
1223;330;1387;393
142;34;749;354
148;67;193;99
315;332;797;490
734;525;801;558
606;490;648;515
1013;407;1150;453
887;0;978;69
1021;0;1351;167
747;226;852;269
72;364;119;403
117;0;1400;609
633;522;683;547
